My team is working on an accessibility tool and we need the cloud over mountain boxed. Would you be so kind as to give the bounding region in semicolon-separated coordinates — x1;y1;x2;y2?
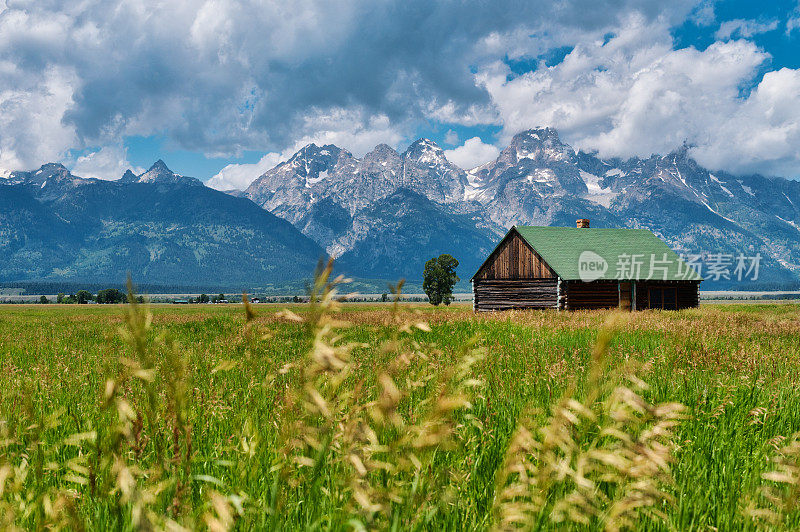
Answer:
1;0;799;183
478;14;800;178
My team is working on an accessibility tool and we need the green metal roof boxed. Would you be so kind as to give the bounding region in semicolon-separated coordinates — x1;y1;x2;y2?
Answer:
513;226;703;282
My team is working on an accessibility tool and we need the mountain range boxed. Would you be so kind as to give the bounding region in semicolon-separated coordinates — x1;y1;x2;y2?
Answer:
243;128;800;288
2;128;799;291
0;161;323;288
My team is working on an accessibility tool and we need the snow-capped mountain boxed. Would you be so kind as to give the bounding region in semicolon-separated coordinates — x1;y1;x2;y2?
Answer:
2;130;799;288
240;128;800;287
244;138;479;263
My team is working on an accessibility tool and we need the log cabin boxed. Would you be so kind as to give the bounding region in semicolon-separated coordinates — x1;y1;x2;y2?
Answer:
471;219;702;311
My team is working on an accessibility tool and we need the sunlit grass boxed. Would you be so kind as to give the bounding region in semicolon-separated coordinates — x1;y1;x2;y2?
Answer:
1;286;800;529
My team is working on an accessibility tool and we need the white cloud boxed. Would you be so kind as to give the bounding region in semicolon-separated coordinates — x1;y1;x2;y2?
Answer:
475;14;800;177
689;0;716;26
715;18;779;40
443;129;459;146
207;110;406;190
690;68;800;176
2;0;799;181
788;2;800;35
68;145;142;180
294;110;405;158
0;65;78;172
445;137;500;170
206;152;286;191
0;0;698;173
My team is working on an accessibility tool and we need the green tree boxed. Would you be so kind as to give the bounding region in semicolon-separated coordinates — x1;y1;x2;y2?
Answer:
96;288;124;304
39;295;49;304
381;292;388;302
214;293;226;303
422;254;460;306
199;293;210;303
56;293;65;304
75;290;93;304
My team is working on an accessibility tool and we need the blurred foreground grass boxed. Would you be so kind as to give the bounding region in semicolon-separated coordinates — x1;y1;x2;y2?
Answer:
1;285;800;530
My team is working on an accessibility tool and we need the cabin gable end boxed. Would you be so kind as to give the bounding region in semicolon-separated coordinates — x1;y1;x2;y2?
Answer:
472;228;557;281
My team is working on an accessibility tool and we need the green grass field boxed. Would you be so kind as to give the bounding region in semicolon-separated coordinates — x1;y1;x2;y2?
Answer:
2;284;800;530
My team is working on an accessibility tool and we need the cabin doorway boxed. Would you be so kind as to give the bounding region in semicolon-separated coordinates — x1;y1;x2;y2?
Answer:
618;281;632;310
647;286;678;310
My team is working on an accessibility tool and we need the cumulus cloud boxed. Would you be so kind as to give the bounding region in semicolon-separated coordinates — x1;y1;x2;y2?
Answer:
68;145;142;180
715;18;779;40
445;137;500;170
206;152;287;191
476;14;800;176
3;0;800;181
0;0;697;174
207;109;405;190
691;68;800;176
0;65;78;171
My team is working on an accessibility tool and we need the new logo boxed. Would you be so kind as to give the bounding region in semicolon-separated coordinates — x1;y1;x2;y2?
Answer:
578;250;608;282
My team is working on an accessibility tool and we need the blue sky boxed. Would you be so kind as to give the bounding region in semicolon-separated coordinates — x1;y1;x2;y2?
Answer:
0;0;798;189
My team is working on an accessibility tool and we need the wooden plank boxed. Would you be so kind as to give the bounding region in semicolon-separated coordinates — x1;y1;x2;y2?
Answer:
474;230;556;281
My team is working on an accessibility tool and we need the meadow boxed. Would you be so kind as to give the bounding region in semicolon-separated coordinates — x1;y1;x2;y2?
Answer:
2;274;800;530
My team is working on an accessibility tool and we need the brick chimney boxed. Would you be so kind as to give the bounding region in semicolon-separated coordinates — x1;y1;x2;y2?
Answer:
576;218;590;228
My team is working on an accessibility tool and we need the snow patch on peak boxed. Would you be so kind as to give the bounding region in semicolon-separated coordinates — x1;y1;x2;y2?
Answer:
306;170;328;187
580;170;618;207
526;168;556;183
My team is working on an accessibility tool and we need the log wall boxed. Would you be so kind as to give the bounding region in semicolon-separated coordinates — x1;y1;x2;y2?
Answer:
564;280;620;310
473;279;558;311
473;231;555;280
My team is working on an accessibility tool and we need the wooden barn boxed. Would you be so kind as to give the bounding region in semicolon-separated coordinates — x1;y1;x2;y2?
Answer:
471;219;702;311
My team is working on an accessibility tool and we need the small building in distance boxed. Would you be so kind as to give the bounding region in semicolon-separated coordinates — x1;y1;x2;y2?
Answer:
471;219;702;311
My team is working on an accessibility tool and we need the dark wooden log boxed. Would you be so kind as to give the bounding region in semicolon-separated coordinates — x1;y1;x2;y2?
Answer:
564;280;619;310
473;279;558;311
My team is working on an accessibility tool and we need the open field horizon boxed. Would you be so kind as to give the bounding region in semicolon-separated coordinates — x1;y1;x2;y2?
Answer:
3;295;800;529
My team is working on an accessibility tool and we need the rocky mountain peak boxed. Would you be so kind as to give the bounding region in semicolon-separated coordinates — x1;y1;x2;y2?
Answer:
363;143;400;165
120;169;138;182
405;138;443;157
286;143;347;177
138;160;174;181
368;143;399;157
130;160;202;186
291;143;342;161
6;162;74;186
503;127;574;165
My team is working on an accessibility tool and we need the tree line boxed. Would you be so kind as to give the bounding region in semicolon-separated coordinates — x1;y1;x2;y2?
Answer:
34;256;462;306
42;289;143;304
